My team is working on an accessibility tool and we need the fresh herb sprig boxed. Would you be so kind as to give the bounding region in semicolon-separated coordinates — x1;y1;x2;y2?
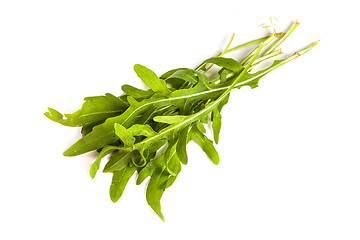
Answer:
45;21;317;221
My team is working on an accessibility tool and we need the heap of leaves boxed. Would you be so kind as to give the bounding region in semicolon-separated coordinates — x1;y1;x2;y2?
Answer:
45;21;317;220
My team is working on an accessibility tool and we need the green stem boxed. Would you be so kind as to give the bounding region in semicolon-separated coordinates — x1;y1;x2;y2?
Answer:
222;34;276;55
248;49;283;70
262;20;300;56
239;32;280;65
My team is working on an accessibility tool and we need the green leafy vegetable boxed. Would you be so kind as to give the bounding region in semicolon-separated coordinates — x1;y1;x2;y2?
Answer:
45;21;318;221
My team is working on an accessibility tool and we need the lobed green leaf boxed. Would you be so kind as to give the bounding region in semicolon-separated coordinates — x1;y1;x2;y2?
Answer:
89;145;125;179
204;57;244;72
44;93;128;128
103;150;140;173
134;64;171;96
114;123;136;147
121;84;154;99
109;166;137;203
190;125;219;165
212;106;222;144
128;124;157;138
176;125;189;164
163;68;198;84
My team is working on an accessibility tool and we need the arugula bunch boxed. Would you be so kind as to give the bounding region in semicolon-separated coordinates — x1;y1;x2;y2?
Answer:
45;21;317;221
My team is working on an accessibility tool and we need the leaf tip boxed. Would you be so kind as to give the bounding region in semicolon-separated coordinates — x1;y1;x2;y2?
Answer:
63;149;76;157
133;63;141;71
89;167;96;179
154;209;165;222
110;194;120;203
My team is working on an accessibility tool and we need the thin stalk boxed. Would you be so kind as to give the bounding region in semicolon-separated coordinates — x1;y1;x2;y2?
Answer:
239;32;280;65
248;49;283;70
222;34;281;55
262;20;300;56
220;33;235;57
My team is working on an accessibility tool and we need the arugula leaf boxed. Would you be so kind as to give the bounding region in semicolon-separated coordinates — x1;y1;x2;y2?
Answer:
121;84;154;99
114;123;136;147
45;93;128;127
89;145;125;179
145;162;167;221
103;150;139;173
211;94;229;144
211;105;222;144
162;68;199;84
110;165;137;203
133;64;171;96
128;124;157;138
190;125;219;165
176;125;190;164
204;57;244;72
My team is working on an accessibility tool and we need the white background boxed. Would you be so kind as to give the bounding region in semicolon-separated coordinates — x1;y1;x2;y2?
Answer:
1;0;359;239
